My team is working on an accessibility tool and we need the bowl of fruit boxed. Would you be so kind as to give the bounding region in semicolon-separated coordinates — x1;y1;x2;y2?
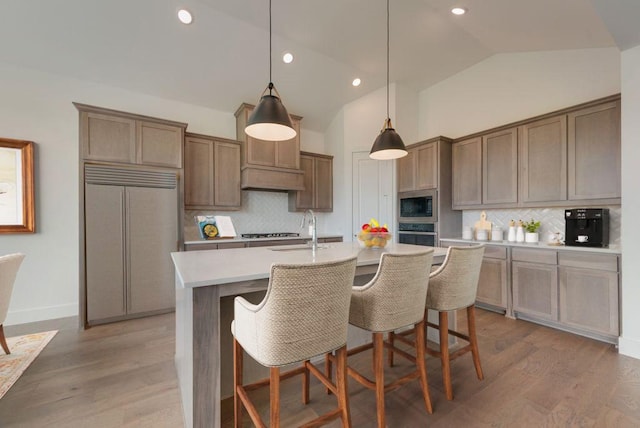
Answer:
357;218;392;249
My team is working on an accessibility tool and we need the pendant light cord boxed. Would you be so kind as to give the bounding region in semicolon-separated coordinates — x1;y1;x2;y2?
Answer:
386;0;390;122
268;0;273;94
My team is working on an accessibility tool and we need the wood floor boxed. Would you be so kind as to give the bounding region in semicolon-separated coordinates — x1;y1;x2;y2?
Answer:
1;309;640;427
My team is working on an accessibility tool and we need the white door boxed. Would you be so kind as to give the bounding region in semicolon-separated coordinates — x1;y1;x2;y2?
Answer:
351;151;395;240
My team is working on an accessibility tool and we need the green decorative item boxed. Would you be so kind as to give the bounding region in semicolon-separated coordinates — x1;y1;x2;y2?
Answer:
523;219;541;233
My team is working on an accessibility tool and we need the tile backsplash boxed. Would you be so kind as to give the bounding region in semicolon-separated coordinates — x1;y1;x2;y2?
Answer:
462;206;621;246
184;190;330;242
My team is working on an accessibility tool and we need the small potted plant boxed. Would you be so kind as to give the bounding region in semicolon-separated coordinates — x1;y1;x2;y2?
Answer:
522;219;541;243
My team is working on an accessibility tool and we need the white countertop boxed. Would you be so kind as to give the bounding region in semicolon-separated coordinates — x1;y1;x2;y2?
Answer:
440;237;621;255
183;234;343;245
171;242;448;288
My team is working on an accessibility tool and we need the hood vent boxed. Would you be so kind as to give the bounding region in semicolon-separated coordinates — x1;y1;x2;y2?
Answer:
241;165;304;191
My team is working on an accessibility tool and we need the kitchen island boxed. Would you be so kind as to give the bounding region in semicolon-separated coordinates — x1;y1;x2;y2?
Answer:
171;242;447;428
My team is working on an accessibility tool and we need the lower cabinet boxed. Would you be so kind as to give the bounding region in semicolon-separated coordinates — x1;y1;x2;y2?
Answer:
512;261;558;321
558;253;619;337
184;236;343;251
476;247;508;310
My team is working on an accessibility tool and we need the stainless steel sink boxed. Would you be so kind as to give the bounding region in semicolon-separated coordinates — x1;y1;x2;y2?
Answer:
268;245;328;252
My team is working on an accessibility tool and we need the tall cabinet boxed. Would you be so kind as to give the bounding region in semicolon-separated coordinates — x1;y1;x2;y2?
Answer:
77;104;186;327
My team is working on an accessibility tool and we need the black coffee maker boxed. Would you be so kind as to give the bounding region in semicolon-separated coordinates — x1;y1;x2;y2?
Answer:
565;208;609;247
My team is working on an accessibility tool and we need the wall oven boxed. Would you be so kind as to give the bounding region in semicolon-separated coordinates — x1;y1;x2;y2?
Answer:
398;189;437;223
398;222;437;247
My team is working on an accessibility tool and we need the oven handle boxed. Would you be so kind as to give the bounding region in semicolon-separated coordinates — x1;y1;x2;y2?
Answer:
398;231;437;235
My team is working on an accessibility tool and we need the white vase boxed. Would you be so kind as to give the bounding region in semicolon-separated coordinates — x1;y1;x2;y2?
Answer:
525;232;539;243
516;226;525;243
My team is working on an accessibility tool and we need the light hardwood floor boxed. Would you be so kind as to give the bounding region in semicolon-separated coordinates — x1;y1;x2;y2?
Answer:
1;309;639;427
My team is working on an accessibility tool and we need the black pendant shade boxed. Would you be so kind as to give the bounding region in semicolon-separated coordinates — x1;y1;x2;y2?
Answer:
245;88;296;141
244;0;297;142
370;118;407;160
369;0;407;160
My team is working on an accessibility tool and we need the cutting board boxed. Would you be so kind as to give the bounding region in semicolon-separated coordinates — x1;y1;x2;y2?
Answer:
474;211;492;239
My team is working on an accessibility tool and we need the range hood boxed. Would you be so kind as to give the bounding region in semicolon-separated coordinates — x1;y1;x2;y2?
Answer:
241;165;305;191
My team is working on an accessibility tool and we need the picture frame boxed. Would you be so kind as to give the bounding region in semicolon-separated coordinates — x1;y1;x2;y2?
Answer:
0;138;35;233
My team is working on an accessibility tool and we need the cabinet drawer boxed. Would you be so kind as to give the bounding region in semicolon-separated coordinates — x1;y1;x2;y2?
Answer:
319;237;343;243
185;243;218;251
217;242;246;250
558;252;618;272
512;248;557;264
247;239;308;248
483;245;507;259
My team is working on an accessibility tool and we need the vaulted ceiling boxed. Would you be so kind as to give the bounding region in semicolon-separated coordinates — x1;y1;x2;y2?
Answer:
1;0;638;131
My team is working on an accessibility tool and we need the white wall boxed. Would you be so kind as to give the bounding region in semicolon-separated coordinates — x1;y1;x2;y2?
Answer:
619;45;640;359
0;62;322;325
419;48;621;139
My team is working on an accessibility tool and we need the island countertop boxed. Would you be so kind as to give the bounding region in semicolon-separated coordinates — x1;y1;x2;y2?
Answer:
171;242;448;288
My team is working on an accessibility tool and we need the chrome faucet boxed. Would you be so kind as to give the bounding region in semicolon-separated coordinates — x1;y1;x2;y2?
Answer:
300;209;318;251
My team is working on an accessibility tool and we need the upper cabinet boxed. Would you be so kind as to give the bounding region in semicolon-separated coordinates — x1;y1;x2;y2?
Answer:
184;133;241;210
452;137;482;208
76;104;186;168
568;100;621;200
398;142;439;192
289;152;333;212
235;103;304;191
451;95;621;210
482;128;518;205
519;115;567;203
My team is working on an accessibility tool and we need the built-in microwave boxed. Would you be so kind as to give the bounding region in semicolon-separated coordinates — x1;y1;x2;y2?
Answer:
398;189;437;223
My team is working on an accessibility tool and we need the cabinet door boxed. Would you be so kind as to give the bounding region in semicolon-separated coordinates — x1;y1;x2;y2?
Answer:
295;155;315;210
184;136;214;207
246;136;276;166
137;121;183;168
476;258;508;309
512;261;558;321
568;100;621;200
81;112;136;163
519;115;567;203
314;156;333;211
559;266;619;336
126;186;178;315
482;128;518;205
452;137;482;207
397;148;416;192
416;143;438;190
275;118;301;169
213;141;241;208
85;184;126;321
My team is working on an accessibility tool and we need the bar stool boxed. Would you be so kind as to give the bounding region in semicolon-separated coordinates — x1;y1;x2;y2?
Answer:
424;244;485;401
330;250;434;428
232;256;357;428
0;253;25;354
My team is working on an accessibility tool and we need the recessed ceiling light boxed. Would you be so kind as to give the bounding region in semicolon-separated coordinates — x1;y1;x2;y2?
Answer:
352;78;361;87
451;7;466;15
282;52;294;64
178;9;193;24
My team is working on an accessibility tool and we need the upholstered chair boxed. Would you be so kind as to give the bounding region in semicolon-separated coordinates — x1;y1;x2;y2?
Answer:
0;253;26;354
425;244;485;401
333;250;434;428
232;256;357;428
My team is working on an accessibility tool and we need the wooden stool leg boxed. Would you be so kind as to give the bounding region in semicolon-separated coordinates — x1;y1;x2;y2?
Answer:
414;320;433;414
373;332;386;428
0;325;10;355
303;359;310;404
270;367;280;427
387;331;395;367
335;345;352;428
233;338;243;428
467;306;484;380
325;353;333;395
439;311;453;401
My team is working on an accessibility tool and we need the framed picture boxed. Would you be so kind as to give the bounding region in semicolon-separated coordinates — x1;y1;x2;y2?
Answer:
0;138;35;233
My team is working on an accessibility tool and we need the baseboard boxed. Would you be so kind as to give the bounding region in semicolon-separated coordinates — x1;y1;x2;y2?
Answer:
619;336;640;360
4;303;78;326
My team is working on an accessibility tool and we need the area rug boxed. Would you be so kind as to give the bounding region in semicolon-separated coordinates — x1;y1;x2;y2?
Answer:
0;330;57;400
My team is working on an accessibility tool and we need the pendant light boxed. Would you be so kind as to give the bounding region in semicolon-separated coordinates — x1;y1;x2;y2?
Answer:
245;0;297;142
369;0;407;160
